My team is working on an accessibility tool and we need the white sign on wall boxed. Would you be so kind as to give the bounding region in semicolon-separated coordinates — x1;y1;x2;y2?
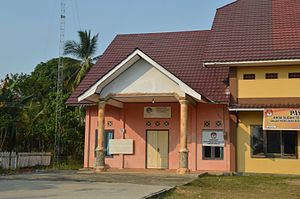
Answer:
202;130;224;147
109;139;134;154
144;107;171;118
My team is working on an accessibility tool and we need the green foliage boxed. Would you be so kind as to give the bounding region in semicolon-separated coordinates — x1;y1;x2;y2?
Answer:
0;57;85;161
64;30;99;88
52;160;83;170
0;30;99;164
0;167;16;175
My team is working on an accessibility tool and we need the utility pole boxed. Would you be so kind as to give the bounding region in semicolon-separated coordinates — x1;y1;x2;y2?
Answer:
54;0;66;167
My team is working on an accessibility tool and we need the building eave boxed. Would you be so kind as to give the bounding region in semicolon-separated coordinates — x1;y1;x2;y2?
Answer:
204;59;300;67
229;108;264;111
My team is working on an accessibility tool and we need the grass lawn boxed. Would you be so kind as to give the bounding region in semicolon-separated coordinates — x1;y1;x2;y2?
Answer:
161;174;300;199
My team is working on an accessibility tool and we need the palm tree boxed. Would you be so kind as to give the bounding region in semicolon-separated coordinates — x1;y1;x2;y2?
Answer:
64;30;99;88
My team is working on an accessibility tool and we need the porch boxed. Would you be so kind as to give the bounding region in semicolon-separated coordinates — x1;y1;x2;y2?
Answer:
84;98;234;173
86;96;193;174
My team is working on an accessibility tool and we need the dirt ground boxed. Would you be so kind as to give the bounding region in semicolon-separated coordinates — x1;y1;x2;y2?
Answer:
0;170;198;199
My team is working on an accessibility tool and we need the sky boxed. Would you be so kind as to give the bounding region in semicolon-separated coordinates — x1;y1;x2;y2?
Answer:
0;0;234;80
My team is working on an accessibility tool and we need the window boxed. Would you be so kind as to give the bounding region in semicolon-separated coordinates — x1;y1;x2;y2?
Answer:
266;131;281;154
94;129;114;158
283;132;297;155
243;74;255;80
104;130;114;157
250;126;264;156
203;146;224;160
250;126;297;158
288;72;300;78
265;73;278;79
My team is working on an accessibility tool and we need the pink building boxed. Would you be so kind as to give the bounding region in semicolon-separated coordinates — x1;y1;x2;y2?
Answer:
67;31;235;173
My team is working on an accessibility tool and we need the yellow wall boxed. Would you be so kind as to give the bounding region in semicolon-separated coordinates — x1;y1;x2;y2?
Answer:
237;111;300;174
237;66;300;98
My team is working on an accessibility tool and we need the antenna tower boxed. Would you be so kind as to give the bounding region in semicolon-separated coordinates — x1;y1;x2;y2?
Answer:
54;0;66;166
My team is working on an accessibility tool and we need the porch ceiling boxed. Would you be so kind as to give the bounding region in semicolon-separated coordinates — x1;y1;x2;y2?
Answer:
105;95;179;109
110;96;178;103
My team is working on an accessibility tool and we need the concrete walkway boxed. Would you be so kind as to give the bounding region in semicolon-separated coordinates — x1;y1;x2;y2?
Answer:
0;170;199;199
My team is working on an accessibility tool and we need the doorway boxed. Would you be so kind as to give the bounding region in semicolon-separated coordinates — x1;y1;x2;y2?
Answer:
146;130;169;169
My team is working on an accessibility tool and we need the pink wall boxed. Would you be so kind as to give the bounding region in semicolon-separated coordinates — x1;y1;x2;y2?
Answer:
84;105;123;168
84;102;233;172
196;103;231;171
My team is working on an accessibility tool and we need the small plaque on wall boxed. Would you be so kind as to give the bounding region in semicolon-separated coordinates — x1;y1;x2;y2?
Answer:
202;130;224;147
144;107;171;118
109;139;134;154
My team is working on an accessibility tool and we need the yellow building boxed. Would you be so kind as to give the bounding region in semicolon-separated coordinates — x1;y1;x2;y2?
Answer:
237;111;300;174
235;66;300;173
203;0;300;174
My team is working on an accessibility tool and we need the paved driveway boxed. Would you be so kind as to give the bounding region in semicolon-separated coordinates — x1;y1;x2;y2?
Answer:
0;171;198;199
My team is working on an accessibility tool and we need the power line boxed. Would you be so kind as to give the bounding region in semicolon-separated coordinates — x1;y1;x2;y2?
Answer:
74;0;81;30
71;0;81;30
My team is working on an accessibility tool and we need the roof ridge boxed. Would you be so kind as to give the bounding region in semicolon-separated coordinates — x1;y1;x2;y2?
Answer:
216;0;239;10
116;29;210;37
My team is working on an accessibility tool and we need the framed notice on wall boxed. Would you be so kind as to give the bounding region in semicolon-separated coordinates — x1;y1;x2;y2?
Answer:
202;130;224;147
109;139;134;154
144;107;171;118
263;109;300;130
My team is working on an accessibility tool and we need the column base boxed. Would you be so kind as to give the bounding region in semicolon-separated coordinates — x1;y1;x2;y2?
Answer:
176;168;190;174
179;149;189;168
95;148;106;172
95;166;107;173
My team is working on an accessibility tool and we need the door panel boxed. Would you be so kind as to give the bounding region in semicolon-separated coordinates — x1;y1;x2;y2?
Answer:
158;131;168;168
147;131;157;168
147;130;168;169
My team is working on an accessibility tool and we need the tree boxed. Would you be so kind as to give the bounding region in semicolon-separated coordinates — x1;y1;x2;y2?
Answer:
0;74;32;152
23;58;84;156
64;30;99;88
0;80;12;151
0;28;98;162
0;58;85;160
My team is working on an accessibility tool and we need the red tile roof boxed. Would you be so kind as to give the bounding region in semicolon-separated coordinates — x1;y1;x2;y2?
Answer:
66;30;230;105
230;104;300;109
204;0;300;63
67;0;300;106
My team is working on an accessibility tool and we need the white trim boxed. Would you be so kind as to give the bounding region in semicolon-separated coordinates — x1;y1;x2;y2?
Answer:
204;59;300;67
106;99;124;109
229;108;264;111
78;52;140;102
78;49;202;102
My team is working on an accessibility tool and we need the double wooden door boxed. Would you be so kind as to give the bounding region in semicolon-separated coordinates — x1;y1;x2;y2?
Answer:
146;130;168;169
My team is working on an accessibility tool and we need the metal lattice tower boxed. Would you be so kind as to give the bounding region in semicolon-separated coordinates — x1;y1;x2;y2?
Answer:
54;0;66;166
